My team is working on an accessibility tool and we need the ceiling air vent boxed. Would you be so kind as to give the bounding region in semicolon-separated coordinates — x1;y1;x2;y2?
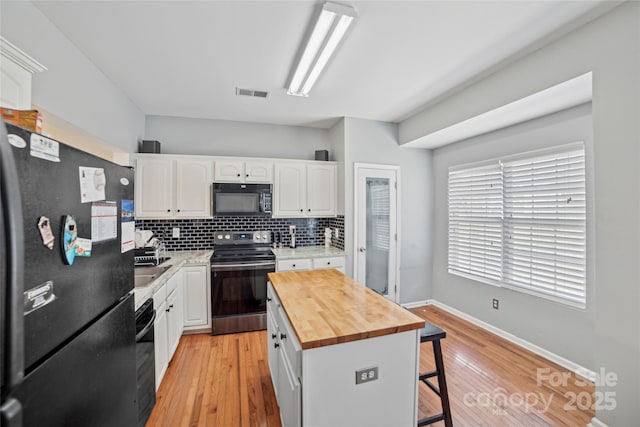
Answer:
236;87;269;99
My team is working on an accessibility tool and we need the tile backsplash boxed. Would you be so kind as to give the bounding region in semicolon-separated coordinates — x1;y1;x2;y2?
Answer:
136;215;345;252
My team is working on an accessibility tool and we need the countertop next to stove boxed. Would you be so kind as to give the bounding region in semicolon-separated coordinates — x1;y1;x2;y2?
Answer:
133;250;212;311
271;245;344;260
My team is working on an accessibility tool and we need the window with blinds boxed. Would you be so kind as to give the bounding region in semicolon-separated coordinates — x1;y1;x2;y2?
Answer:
447;143;586;308
448;163;503;283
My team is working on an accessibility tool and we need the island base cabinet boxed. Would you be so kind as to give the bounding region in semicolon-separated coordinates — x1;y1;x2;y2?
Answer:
277;349;301;427
267;310;279;399
301;330;420;427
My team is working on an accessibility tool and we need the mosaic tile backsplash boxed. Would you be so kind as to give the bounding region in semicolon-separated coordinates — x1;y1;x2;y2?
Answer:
136;215;345;252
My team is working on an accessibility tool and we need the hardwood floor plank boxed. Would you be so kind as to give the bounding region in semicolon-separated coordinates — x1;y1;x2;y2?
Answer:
146;306;593;426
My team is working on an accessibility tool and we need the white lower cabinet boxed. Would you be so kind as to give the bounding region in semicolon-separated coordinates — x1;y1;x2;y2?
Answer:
267;283;302;427
153;269;184;390
182;264;211;331
277;256;345;273
277;348;301;427
153;294;168;391
276;258;312;272
166;281;183;358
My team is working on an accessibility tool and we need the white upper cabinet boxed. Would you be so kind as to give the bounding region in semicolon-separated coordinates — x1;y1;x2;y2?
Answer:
175;159;213;218
135;158;175;219
136;156;213;219
0;37;47;110
273;162;337;218
214;159;273;183
136;155;336;219
274;163;307;217
307;163;336;217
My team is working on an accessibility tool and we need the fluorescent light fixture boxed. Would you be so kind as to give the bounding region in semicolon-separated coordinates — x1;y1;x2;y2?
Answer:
287;2;356;97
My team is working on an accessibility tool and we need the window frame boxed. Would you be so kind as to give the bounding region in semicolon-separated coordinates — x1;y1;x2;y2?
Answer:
447;142;587;309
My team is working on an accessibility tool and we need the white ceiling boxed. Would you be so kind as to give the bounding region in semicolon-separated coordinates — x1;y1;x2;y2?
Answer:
33;0;609;129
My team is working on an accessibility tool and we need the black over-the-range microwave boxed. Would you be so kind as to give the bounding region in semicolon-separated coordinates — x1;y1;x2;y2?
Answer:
212;183;272;216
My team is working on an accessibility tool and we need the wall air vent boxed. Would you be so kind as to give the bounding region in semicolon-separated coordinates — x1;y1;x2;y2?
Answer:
235;87;269;98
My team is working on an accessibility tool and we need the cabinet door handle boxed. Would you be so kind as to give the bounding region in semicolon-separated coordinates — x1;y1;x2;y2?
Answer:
280;333;286;340
177;209;181;213
237;173;241;177
300;209;303;212
167;209;171;212
274;343;280;348
271;333;277;339
246;174;249;177
166;308;170;313
292;264;296;268
169;304;174;308
327;262;331;265
308;208;311;212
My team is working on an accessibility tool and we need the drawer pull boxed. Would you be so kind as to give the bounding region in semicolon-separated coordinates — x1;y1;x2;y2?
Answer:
280;333;286;340
274;343;280;349
271;333;277;339
267;297;272;302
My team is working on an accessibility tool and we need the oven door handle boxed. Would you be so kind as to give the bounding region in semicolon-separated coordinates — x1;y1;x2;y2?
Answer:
136;310;157;342
211;261;276;271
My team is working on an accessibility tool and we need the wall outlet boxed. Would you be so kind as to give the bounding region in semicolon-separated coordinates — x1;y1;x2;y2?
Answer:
289;225;296;234
355;366;378;384
172;227;180;238
492;298;499;310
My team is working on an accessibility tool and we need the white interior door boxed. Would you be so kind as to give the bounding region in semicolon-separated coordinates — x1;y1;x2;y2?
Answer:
354;164;398;302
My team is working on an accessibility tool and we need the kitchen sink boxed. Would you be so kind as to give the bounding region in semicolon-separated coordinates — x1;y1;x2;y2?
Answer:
134;264;172;288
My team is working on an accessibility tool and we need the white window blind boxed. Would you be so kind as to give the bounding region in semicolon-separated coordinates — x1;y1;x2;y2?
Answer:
448;163;503;283
502;146;586;307
447;143;586;308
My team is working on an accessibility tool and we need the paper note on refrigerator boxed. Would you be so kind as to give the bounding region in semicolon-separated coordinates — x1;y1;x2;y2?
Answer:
79;166;106;203
121;199;135;253
91;201;117;242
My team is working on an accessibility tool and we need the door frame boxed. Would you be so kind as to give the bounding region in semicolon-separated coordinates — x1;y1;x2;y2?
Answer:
353;163;401;303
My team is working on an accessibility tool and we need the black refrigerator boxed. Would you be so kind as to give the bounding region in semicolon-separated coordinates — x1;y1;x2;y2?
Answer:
0;121;137;427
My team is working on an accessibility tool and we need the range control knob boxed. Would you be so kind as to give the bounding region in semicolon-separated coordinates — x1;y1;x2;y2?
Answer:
217;234;224;240
224;234;231;240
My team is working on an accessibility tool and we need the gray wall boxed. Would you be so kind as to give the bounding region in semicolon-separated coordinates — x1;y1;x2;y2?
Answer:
338;117;433;305
401;3;640;424
0;1;144;152
432;104;595;370
145;115;330;160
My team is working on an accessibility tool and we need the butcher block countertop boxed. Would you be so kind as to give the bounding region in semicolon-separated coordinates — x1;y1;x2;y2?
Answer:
267;269;425;350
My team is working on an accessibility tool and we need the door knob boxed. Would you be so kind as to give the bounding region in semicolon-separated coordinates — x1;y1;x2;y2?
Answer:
359;247;366;253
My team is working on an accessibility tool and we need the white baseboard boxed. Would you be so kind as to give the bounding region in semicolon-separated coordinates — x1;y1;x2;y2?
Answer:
401;300;428;309
587;417;609;427
420;299;596;382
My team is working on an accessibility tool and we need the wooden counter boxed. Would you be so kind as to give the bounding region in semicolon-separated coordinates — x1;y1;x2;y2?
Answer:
267;269;425;350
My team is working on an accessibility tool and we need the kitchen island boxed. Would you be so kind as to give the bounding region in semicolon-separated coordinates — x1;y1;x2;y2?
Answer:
267;269;425;427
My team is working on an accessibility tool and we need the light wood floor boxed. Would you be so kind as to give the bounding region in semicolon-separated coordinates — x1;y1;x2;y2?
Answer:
146;305;594;426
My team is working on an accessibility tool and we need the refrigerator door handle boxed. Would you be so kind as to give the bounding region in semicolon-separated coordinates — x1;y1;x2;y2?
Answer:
0;398;23;427
0;123;26;390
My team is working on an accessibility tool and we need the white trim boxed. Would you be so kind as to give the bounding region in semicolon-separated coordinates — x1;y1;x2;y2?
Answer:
401;300;429;309
0;36;47;73
353;163;401;303
403;72;592;149
425;299;596;382
587;417;609;427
